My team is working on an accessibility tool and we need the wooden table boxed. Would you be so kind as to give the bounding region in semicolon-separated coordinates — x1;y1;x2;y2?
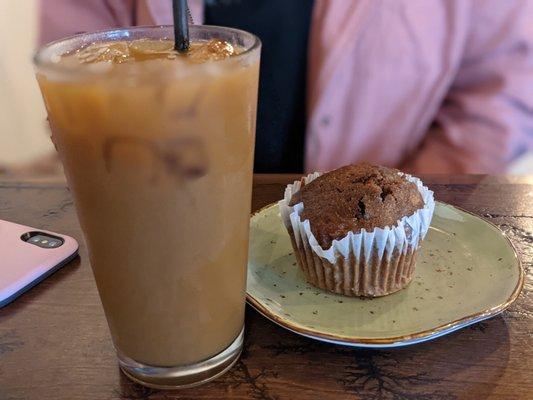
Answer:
0;175;531;400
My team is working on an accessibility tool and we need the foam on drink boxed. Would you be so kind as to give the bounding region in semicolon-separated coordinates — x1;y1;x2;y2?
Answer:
71;39;237;64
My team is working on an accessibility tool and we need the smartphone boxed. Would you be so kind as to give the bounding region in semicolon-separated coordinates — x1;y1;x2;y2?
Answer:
0;219;79;308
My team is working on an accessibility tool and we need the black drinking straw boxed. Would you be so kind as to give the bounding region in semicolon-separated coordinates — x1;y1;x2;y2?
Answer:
173;0;190;53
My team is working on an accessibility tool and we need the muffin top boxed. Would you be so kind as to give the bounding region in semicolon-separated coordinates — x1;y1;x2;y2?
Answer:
289;164;424;248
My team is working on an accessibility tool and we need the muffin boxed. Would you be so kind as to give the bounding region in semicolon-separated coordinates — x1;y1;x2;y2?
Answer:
279;164;435;297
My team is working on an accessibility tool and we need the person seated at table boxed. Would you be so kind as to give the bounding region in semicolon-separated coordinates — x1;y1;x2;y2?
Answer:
38;0;533;174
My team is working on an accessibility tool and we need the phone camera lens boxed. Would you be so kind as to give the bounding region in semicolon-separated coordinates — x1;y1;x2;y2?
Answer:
22;233;64;249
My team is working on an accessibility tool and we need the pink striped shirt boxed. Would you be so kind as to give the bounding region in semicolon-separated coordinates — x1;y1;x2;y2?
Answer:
39;0;533;173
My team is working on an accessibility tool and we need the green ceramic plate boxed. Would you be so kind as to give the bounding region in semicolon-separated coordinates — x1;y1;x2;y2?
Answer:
246;202;524;347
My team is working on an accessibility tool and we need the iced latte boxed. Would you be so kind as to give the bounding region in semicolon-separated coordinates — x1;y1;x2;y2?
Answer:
34;26;260;388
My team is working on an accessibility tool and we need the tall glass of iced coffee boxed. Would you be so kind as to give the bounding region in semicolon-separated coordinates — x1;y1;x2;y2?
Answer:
34;26;260;388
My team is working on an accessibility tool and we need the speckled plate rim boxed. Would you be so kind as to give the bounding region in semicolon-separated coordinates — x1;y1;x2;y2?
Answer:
246;201;525;348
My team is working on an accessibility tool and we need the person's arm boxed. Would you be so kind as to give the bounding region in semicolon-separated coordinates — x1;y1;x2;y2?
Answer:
38;0;134;45
402;0;533;174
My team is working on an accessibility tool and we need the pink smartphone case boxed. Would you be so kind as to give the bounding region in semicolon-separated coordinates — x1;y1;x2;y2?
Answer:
0;219;79;307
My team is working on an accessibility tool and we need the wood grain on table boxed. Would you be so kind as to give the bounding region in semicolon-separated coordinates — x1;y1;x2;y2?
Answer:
0;175;531;400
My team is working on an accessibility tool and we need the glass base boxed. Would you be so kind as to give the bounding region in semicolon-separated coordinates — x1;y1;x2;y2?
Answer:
117;327;244;389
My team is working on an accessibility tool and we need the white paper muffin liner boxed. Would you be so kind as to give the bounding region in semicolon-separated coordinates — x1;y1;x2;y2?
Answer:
279;171;435;297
